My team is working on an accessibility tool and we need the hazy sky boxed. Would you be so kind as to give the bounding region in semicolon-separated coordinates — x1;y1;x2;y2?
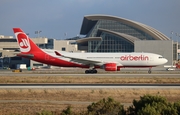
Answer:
0;0;180;40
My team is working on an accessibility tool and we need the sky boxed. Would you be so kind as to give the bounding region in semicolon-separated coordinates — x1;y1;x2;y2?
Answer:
0;0;180;40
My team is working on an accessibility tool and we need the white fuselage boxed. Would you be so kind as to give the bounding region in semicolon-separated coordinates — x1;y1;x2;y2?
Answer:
44;50;168;67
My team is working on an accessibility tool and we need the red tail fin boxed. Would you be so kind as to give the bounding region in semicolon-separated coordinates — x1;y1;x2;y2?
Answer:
13;28;42;54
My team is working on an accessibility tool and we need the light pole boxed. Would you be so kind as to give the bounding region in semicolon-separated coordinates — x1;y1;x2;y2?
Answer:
64;32;68;39
171;31;173;40
35;31;42;48
176;33;179;43
35;30;42;38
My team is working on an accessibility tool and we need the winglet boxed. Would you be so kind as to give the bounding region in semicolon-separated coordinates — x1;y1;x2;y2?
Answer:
55;51;62;56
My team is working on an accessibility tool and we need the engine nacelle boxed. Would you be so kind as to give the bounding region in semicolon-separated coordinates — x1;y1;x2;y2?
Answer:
104;63;117;71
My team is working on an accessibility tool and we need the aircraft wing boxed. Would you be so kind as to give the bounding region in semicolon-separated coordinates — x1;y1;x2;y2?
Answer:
55;51;102;65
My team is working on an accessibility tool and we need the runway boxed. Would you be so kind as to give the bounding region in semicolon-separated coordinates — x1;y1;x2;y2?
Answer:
0;83;180;89
0;73;180;78
0;68;180;78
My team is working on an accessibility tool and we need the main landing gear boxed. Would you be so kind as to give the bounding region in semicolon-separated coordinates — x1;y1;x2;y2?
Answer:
85;69;97;74
148;68;152;74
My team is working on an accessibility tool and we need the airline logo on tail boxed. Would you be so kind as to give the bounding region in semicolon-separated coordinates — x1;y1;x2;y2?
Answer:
15;32;31;53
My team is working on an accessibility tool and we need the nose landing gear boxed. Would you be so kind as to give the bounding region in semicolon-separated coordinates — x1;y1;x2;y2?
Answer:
148;67;152;74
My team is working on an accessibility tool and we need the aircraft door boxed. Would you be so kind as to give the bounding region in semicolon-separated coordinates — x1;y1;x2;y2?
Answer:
45;54;49;60
147;56;153;64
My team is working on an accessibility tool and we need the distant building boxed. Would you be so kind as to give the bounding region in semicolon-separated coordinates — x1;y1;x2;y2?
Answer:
78;15;170;52
0;36;78;69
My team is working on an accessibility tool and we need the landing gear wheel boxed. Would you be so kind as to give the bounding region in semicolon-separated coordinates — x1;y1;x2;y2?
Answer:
148;70;151;74
148;68;152;74
94;69;97;73
85;70;89;74
85;69;97;74
90;70;94;73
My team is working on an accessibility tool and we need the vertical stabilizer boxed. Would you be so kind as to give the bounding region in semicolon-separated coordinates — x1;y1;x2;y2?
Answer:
13;28;42;54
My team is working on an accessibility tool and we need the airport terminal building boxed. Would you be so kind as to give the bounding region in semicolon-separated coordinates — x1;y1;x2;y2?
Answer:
78;15;170;52
77;15;178;66
0;15;179;69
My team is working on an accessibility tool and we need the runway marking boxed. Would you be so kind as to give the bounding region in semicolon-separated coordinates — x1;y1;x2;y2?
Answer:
0;86;180;89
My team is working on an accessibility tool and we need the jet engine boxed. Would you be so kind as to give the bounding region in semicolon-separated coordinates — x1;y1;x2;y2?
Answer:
104;63;117;71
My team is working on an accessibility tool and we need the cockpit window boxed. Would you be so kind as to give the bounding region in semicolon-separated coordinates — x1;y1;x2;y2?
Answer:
159;57;164;59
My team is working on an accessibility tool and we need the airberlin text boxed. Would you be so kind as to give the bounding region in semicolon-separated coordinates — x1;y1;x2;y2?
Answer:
120;55;149;61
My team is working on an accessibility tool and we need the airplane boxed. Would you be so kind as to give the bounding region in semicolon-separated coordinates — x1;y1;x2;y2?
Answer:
13;28;168;74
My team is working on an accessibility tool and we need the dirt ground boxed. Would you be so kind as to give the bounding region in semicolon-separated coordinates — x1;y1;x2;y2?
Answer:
0;76;180;84
0;88;180;114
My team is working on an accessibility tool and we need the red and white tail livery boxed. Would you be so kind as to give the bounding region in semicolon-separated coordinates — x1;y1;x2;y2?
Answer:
13;28;42;54
13;28;168;74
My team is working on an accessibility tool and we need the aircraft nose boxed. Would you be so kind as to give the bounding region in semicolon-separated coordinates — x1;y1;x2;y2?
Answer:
164;58;168;64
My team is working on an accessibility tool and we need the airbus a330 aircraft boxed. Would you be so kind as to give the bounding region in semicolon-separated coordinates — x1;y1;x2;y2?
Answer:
13;28;168;74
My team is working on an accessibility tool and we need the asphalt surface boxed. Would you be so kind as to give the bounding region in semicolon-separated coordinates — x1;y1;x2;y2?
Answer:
0;83;180;89
0;73;179;78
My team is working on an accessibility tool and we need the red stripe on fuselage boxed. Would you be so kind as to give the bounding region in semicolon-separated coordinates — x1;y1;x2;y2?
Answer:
31;52;89;68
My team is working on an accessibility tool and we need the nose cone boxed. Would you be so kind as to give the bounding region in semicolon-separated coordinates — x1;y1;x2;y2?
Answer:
164;58;168;64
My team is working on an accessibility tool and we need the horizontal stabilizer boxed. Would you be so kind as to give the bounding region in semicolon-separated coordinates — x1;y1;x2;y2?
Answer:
17;53;34;58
